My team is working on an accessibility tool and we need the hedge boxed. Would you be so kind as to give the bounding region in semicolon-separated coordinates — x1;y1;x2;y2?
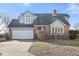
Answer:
69;30;78;40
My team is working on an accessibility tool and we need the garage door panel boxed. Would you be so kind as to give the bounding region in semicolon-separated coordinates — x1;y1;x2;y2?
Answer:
12;29;33;39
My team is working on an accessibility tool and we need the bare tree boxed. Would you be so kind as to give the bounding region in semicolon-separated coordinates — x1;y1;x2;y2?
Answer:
0;12;10;34
74;23;79;30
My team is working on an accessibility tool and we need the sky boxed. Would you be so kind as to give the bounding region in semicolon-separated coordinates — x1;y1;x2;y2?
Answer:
0;3;79;29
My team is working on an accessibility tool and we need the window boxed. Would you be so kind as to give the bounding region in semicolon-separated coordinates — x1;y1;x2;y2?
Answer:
51;27;64;35
52;27;54;35
58;27;60;35
55;27;57;35
26;15;30;18
26;17;30;22
60;27;63;35
25;15;31;23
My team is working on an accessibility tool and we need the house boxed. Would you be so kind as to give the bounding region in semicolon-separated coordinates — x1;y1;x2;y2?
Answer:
8;10;70;40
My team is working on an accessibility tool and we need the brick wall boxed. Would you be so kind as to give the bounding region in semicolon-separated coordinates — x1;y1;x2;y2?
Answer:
64;25;69;39
34;25;69;39
34;25;51;34
45;26;51;34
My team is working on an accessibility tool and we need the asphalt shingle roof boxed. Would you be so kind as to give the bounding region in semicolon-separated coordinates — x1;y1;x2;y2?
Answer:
34;14;70;25
8;19;33;27
8;14;70;27
34;14;53;25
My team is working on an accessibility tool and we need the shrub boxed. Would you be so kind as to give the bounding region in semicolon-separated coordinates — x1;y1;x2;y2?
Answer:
36;30;47;41
4;33;10;40
69;30;77;40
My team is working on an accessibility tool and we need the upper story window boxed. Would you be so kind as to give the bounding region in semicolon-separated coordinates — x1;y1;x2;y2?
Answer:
26;15;30;18
25;14;31;24
26;15;30;22
19;11;37;24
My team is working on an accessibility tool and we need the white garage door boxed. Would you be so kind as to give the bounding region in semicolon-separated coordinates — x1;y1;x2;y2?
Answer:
12;28;33;39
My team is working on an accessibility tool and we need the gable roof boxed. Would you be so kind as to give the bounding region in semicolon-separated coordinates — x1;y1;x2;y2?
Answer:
8;13;70;27
34;14;70;25
53;15;70;25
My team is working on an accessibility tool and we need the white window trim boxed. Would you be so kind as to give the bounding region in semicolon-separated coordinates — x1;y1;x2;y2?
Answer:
25;15;31;24
51;27;52;35
24;13;32;24
62;27;64;35
42;27;44;30
51;27;64;35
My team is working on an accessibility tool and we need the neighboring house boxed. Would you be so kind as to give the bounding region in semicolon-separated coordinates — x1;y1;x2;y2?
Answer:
8;10;70;40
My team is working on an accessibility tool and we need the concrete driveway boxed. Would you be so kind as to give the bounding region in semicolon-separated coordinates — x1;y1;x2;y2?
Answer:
0;40;34;56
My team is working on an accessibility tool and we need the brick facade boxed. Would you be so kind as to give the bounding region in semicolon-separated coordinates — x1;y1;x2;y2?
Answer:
8;25;69;40
35;25;69;39
34;25;51;34
64;25;69;39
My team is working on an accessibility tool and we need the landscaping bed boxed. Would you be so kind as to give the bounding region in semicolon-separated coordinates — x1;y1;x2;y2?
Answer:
28;42;79;56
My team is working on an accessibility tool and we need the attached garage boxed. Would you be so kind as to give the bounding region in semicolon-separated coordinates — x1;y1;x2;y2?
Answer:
11;28;34;39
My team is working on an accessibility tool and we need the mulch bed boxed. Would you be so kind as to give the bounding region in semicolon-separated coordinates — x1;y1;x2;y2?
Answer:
28;42;79;56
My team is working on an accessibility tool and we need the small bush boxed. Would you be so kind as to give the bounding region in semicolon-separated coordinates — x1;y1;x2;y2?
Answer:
4;33;10;40
69;30;77;40
36;30;47;41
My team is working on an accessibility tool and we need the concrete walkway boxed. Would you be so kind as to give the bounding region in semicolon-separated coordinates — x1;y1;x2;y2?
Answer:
0;40;34;56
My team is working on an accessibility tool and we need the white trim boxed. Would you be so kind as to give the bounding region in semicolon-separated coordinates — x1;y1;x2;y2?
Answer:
50;19;69;26
50;19;64;35
62;27;64;35
12;29;33;39
57;27;58;35
56;19;65;25
51;27;64;35
11;27;34;30
42;27;44;30
51;26;52;35
25;14;31;24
